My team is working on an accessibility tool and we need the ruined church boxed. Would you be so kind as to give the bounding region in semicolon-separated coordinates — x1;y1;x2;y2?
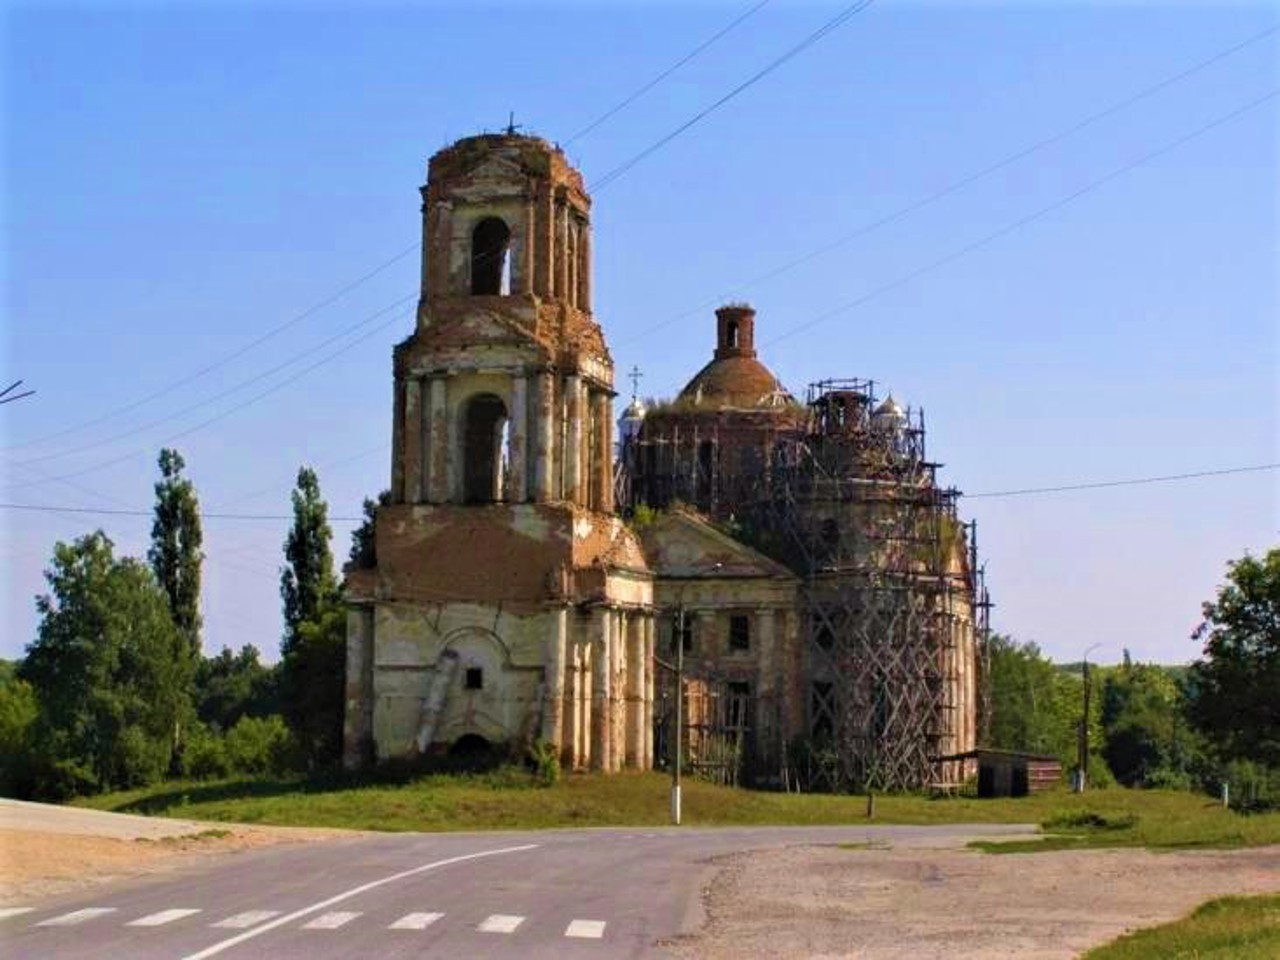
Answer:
343;132;986;791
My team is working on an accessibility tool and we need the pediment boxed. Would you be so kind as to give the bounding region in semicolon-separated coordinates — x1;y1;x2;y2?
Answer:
469;153;525;182
639;508;796;581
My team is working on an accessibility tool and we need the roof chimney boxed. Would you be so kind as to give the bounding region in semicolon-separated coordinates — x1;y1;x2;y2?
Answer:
714;304;757;360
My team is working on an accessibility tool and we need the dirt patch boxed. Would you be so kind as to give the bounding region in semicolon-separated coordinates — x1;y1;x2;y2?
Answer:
673;841;1280;959
0;800;354;903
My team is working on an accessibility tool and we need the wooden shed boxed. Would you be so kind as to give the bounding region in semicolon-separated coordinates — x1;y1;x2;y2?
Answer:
936;749;1062;797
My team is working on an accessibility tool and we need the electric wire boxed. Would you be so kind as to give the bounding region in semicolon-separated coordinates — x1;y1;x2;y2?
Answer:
3;243;418;453
615;21;1280;346
763;86;1279;347
3;461;1275;522
562;0;773;146
590;0;877;192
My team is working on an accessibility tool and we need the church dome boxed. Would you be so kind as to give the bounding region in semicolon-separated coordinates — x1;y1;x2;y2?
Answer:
872;394;907;431
674;304;798;411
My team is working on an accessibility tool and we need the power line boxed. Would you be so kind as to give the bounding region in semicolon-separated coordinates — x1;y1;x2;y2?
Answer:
3;462;1274;522
2;243;418;454
763;86;1279;347
8;292;416;468
563;0;773;146
591;0;877;192
967;463;1279;499
0;503;362;522
5;306;413;491
615;21;1280;347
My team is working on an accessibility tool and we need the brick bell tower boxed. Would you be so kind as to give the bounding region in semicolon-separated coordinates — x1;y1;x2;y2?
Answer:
344;133;656;773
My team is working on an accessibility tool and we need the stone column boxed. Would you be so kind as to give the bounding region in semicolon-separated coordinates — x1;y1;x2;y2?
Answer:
403;378;423;504
591;607;612;772
590;391;615;513
427;377;448;504
533;370;555;502
643;614;656;769
556;202;569;301
564;373;583;505
625;613;644;768
391;379;406;502
543;607;567;756
579;221;591;313
507;374;529;503
342;606;375;770
612;610;625;772
579;643;592;769
756;607;776;743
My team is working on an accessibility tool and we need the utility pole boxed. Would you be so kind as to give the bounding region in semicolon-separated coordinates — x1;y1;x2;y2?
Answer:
672;604;684;825
1076;642;1103;792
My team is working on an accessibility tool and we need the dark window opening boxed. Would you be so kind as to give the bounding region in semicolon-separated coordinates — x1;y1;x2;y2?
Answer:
729;614;751;652
465;667;484;690
727;319;739;349
726;681;751;729
463;393;508;503
672;610;695;655
471;218;511;295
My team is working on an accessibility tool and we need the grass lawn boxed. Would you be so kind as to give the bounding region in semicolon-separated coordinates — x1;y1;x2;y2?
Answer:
77;770;1280;849
1084;895;1280;959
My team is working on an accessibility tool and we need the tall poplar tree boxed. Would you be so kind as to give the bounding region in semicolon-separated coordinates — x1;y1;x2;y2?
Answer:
149;448;203;660
280;467;344;765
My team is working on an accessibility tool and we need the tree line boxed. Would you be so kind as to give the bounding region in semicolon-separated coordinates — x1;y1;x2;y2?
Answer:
0;449;383;799
986;546;1279;806
0;446;1275;803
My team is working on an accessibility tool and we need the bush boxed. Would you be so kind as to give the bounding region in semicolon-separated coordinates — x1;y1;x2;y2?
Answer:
527;738;560;787
223;715;296;776
182;726;230;780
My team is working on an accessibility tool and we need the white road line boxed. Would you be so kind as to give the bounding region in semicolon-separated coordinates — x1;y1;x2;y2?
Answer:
565;919;607;939
0;908;35;920
212;911;281;929
128;908;202;927
301;911;361;930
36;908;117;927
180;843;538;960
389;912;444;930
478;914;525;934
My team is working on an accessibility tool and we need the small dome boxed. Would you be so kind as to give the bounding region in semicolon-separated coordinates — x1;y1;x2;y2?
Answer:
620;397;646;422
872;394;907;431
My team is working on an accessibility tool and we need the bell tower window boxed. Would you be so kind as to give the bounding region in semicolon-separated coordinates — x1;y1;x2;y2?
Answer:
463;393;509;503
727;320;739;349
471;217;511;295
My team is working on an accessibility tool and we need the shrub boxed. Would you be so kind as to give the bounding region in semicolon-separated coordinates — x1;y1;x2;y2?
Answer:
527;738;560;787
182;727;230;780
223;715;296;776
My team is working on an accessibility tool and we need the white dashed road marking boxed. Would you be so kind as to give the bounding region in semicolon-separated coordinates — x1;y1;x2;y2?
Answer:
389;912;444;930
478;914;525;934
128;909;201;927
212;911;282;929
181;843;538;960
0;908;34;920
37;908;116;927
565;919;607;939
302;912;362;930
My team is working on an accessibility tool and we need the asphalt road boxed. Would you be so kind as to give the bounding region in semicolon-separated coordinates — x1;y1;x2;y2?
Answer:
1;823;1032;959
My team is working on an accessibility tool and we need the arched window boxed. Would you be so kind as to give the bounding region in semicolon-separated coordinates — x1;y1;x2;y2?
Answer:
727;319;739;349
471;218;510;295
463;393;508;503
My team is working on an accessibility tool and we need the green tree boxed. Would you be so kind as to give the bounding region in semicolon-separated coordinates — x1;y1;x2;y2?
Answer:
348;489;390;569
987;633;1104;778
194;644;279;733
1100;654;1188;787
149;449;203;659
279;467;344;766
20;532;192;796
1188;548;1280;768
0;667;39;797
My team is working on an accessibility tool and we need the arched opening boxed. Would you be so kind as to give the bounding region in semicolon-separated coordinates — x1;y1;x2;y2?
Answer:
727;319;739;349
471;218;510;295
449;733;492;757
463;393;508;503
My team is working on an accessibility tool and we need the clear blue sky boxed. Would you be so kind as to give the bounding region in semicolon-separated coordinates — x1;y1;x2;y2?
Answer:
3;1;1276;667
